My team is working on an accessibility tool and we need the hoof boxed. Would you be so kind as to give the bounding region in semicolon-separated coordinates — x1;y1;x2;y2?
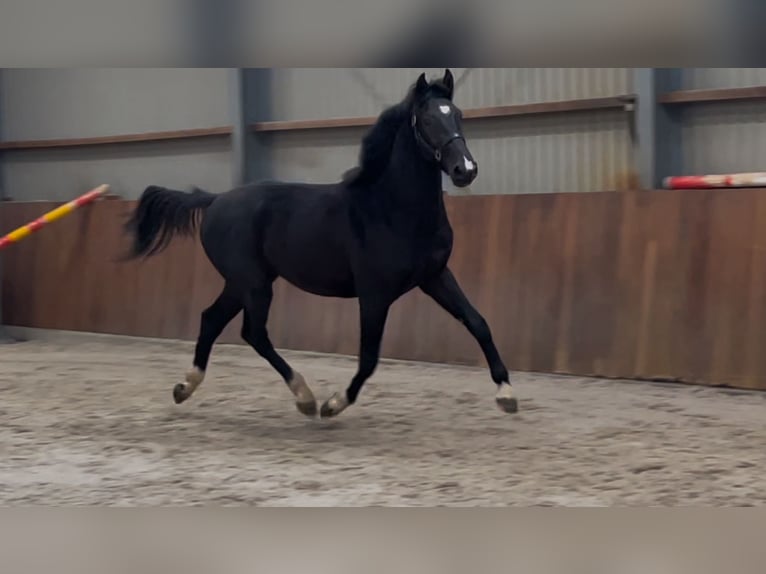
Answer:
495;383;518;414
174;367;204;405
288;372;318;418
320;392;350;418
296;399;318;418
173;383;190;404
496;396;519;413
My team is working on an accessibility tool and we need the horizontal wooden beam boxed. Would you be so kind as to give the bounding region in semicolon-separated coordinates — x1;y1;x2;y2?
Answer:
0;126;233;151
0;95;639;150
251;95;636;133
0;95;639;149
252;116;377;133
462;95;636;120
658;86;766;105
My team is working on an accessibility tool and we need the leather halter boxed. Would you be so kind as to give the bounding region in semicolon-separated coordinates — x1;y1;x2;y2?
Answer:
411;113;464;164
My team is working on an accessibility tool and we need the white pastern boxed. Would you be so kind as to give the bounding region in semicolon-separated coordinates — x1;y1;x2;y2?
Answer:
184;366;205;394
323;392;349;417
495;382;513;401
288;372;316;404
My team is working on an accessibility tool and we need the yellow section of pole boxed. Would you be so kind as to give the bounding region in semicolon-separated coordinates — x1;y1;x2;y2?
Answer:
0;184;110;249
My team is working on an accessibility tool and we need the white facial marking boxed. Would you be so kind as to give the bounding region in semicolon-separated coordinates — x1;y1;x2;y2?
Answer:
439;104;451;115
464;156;475;171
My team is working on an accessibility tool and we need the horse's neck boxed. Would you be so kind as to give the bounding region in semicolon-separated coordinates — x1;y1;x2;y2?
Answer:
381;125;444;217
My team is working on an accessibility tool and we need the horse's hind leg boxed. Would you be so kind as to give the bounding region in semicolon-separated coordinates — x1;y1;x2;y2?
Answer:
173;285;242;404
241;284;318;418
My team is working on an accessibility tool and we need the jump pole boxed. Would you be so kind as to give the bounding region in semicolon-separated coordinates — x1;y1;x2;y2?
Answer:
0;184;110;250
663;173;766;190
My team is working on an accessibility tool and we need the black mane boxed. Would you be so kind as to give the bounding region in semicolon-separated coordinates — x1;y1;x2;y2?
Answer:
344;79;453;187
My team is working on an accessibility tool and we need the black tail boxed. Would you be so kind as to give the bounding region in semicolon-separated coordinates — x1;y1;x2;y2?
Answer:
124;185;216;258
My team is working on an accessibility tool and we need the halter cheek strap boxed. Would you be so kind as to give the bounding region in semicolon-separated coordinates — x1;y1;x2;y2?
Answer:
411;114;464;164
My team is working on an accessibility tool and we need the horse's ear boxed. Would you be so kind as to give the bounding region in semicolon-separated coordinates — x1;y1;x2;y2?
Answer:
443;69;454;95
415;72;429;94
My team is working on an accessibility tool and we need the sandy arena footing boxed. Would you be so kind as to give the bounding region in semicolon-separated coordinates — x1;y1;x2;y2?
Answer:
0;330;764;505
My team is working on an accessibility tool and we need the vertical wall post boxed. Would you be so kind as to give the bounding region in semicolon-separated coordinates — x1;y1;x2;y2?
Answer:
242;68;274;183
633;68;683;189
229;68;247;187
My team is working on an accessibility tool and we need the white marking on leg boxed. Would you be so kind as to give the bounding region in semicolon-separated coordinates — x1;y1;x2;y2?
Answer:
324;392;349;416
464;156;475;171
184;366;205;395
288;371;316;404
495;382;513;401
494;382;518;413
289;371;318;417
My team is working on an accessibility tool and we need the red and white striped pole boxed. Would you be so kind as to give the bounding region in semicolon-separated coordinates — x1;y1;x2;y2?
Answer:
663;173;766;190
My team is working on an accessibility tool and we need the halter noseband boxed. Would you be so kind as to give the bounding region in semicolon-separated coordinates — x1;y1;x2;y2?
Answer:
411;113;464;164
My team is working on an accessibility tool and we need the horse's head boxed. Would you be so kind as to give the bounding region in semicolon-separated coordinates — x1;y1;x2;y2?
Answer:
410;69;477;188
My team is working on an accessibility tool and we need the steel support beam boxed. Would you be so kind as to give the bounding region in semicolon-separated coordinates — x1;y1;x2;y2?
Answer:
229;68;246;187
242;68;274;184
229;68;277;187
633;68;684;189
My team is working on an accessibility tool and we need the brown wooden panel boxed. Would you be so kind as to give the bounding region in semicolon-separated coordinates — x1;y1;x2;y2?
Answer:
3;189;766;390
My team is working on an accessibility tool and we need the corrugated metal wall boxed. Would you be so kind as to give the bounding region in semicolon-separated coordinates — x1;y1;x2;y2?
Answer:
1;69;230;140
271;110;632;195
3;68;764;199
267;68;635;194
0;68;234;201
682;68;766;90
270;68;632;120
681;102;766;175
679;68;766;175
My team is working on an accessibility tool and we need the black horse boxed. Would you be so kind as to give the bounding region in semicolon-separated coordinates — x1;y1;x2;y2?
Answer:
125;69;517;418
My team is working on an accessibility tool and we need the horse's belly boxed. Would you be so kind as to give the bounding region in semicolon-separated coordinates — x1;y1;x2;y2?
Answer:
263;220;356;297
273;249;356;297
279;269;356;298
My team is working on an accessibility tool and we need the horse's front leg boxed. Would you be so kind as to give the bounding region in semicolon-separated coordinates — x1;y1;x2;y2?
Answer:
420;267;518;413
320;297;390;418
